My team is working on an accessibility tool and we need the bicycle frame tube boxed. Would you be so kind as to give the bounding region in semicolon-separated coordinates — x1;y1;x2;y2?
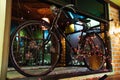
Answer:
56;27;77;58
56;24;87;54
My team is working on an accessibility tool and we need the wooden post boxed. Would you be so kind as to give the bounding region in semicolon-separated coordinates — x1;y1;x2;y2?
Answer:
0;0;12;80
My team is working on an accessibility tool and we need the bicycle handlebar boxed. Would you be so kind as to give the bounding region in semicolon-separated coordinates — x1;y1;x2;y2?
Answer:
60;4;76;13
61;4;74;8
50;4;76;14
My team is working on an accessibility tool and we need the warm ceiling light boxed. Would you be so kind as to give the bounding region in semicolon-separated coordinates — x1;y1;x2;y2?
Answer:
42;17;50;23
37;8;52;15
41;17;50;30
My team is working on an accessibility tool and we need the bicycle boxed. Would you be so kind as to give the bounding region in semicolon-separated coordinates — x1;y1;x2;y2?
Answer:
10;4;106;77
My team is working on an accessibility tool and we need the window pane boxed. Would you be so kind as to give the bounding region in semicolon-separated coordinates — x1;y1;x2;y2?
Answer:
76;0;106;19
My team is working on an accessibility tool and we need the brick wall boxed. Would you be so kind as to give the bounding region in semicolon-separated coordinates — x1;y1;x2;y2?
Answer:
109;5;120;74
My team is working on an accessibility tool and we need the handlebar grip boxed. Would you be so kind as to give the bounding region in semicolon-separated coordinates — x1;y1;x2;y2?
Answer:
63;4;74;8
61;4;76;13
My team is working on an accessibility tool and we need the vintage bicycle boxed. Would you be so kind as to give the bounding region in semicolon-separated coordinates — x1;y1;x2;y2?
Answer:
10;4;106;77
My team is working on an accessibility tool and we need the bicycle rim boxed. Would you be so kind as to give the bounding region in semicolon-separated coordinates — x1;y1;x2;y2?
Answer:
10;20;61;77
83;33;105;71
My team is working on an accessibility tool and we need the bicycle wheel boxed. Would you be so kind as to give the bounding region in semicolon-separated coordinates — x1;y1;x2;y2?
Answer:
81;33;105;71
10;20;61;77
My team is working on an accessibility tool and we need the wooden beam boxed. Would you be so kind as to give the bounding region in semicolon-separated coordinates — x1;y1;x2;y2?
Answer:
0;0;12;80
105;0;120;9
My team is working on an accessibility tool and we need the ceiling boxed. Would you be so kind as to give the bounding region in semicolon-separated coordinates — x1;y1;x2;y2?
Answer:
12;0;54;22
12;0;120;23
110;0;120;7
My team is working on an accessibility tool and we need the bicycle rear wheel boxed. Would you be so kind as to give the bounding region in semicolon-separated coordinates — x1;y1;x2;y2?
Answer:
10;20;61;77
82;33;105;71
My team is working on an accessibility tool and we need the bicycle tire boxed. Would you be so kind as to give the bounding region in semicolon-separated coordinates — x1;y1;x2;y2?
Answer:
82;33;105;71
10;20;61;77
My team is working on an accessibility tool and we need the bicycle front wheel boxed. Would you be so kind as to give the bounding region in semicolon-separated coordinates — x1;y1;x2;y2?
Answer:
82;33;105;71
10;20;61;77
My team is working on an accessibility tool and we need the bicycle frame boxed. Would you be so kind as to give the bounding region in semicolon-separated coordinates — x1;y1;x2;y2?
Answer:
47;4;102;59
